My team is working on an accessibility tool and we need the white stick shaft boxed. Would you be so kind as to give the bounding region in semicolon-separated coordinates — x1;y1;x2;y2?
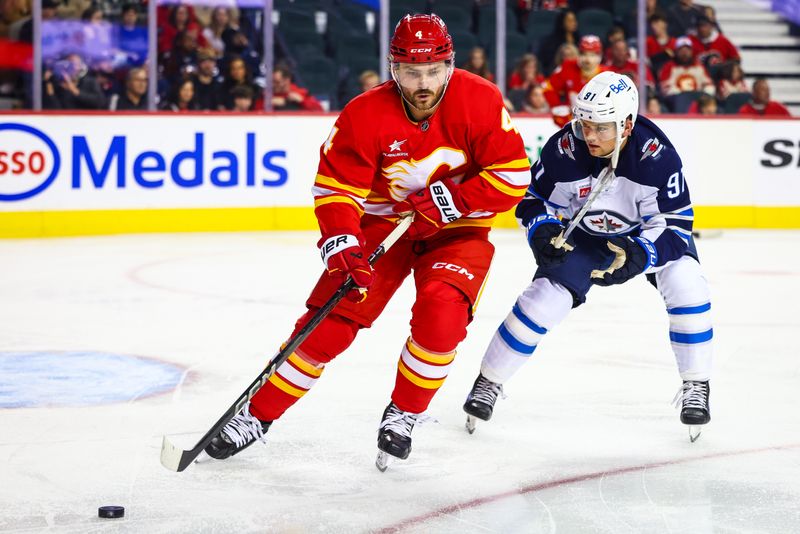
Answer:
554;164;615;247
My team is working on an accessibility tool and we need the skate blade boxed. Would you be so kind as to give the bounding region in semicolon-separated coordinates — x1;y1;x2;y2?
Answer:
688;425;702;443
193;450;213;464
465;415;477;434
375;451;395;472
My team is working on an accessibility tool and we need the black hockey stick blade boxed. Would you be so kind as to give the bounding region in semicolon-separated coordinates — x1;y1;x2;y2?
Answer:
160;215;413;472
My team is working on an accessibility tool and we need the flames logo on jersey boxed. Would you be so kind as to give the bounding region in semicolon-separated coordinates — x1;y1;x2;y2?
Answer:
581;210;636;235
382;147;467;201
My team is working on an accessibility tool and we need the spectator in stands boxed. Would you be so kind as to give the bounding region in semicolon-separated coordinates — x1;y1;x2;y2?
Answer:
161;78;198;112
716;62;748;101
606;39;655;89
163;30;200;84
646;94;664;114
538;8;580;75
159;4;206;57
647;0;669;20
221;11;259;72
192;48;222;111
658;36;714;97
553;42;579;70
544;35;608;126
690;15;739;69
508;53;545;92
738;78;791;117
623;0;667;37
109;66;147;110
702;6;722;32
668;0;708;38
646;14;675;79
45;53;106;109
690;93;718;114
462;46;494;82
230;85;254;112
359;70;380;93
221;57;261;110
18;0;59;44
80;6;115;65
117;3;147;66
202;7;230;57
522;85;550;113
89;55;117;100
602;25;629;64
0;0;30;38
271;65;323;111
82;5;103;24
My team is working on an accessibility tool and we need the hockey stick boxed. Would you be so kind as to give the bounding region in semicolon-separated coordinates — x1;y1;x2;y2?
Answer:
552;162;615;250
160;215;413;472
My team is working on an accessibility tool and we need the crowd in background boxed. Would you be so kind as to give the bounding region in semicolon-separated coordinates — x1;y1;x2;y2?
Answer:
0;0;793;117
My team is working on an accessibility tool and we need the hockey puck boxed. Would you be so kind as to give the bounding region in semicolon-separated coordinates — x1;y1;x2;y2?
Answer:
98;506;124;519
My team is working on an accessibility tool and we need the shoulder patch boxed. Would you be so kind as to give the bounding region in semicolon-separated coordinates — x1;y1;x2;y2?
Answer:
640;137;665;161
557;131;577;161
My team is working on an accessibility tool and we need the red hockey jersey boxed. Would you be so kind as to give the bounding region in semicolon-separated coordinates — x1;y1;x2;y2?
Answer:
543;59;609;108
312;69;531;237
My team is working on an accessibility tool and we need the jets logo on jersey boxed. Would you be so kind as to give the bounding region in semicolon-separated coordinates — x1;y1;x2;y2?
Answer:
640;138;664;161
557;132;576;160
581;210;636;235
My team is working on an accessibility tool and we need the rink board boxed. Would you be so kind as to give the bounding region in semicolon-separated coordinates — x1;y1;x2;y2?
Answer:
1;113;798;237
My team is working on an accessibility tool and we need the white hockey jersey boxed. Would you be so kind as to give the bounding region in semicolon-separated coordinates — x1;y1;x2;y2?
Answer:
517;116;694;267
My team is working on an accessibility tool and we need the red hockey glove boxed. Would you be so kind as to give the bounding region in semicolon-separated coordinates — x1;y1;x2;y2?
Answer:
393;178;468;239
319;234;374;302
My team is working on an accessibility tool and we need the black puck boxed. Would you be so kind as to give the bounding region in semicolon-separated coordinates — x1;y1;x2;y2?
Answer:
98;505;125;519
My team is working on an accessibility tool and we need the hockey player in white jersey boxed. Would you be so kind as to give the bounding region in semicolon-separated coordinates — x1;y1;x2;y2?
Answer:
463;72;712;441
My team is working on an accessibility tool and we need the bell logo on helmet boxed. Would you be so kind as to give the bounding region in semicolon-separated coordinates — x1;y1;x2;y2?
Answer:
609;77;629;94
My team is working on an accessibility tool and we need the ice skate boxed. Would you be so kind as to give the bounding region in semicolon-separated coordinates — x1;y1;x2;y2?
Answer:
204;402;272;459
673;380;710;442
463;373;504;434
375;402;426;472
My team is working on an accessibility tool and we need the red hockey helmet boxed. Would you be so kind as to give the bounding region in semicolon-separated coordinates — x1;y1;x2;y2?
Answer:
390;14;454;63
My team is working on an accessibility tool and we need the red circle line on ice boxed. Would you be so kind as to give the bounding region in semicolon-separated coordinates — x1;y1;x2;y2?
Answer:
375;443;800;533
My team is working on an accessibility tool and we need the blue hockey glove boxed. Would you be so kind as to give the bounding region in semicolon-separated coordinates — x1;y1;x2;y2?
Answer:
526;214;575;268
592;236;658;286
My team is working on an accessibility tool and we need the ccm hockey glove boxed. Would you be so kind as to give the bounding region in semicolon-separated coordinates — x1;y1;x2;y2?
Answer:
319;233;374;302
393;178;468;239
526;214;574;268
592;236;658;286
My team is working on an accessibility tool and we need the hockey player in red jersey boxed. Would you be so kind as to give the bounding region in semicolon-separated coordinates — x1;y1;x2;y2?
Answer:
543;35;609;127
205;13;531;470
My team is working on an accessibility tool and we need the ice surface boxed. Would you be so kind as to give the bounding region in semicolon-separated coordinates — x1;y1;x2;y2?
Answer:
1;230;798;533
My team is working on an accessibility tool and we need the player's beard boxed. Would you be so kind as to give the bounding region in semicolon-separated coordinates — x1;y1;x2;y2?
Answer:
407;86;444;111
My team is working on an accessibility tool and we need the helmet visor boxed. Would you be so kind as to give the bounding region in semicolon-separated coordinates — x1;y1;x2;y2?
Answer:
578;120;618;142
392;61;450;93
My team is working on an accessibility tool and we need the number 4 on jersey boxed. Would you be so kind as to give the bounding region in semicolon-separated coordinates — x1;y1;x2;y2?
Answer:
501;107;519;134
